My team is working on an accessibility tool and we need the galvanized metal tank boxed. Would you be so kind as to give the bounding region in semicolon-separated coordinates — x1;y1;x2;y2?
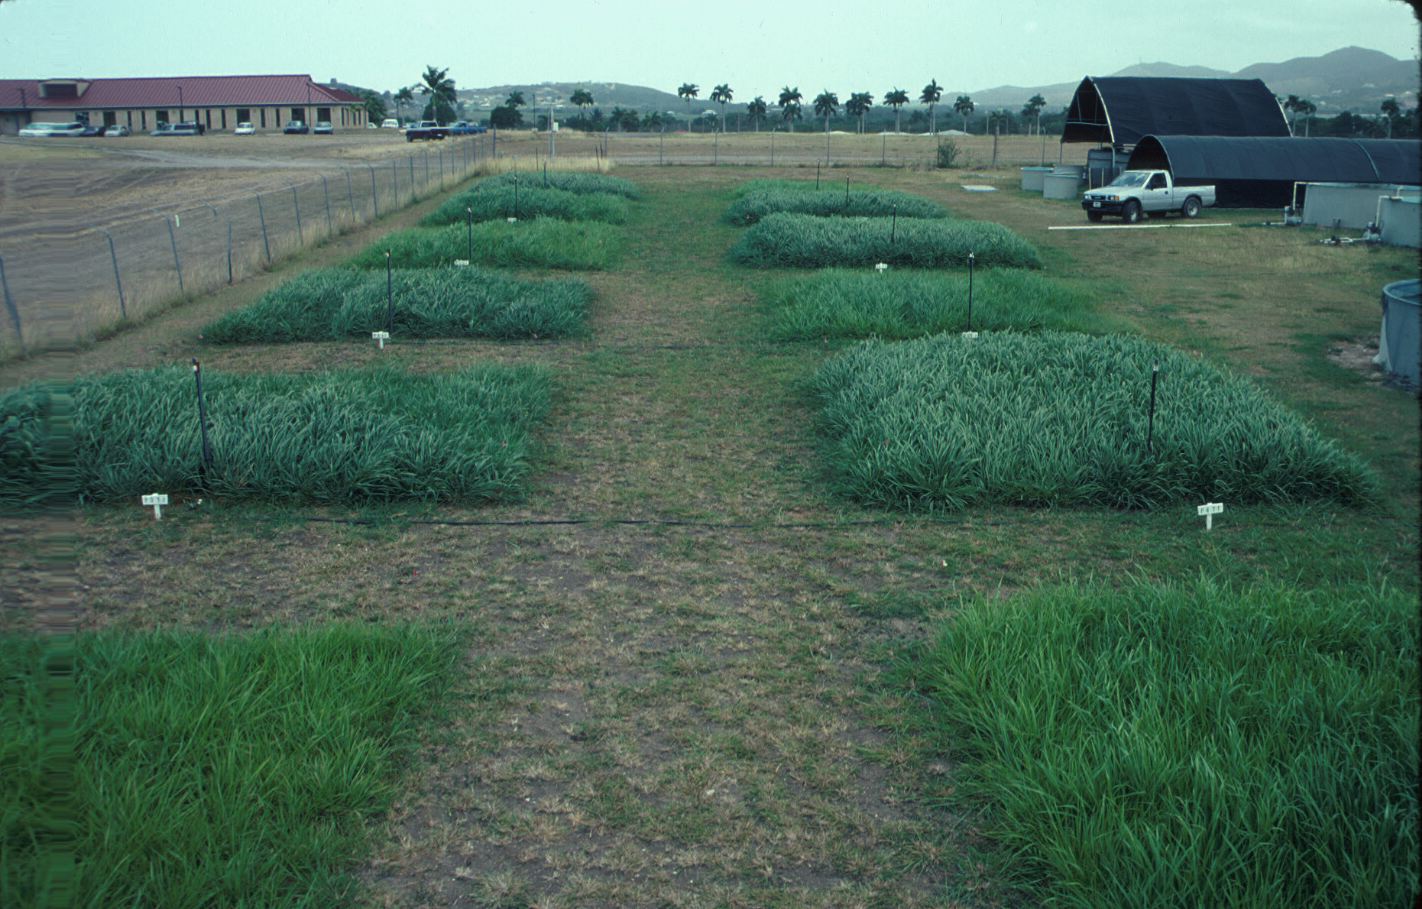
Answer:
1020;166;1053;192
1085;148;1128;188
1042;167;1082;200
1377;279;1419;388
1379;196;1420;248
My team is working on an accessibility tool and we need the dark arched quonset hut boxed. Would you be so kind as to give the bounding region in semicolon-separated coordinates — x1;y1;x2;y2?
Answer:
1062;77;1291;149
1127;135;1422;207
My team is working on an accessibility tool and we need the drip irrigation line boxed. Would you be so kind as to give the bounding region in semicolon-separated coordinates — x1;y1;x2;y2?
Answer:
303;514;906;530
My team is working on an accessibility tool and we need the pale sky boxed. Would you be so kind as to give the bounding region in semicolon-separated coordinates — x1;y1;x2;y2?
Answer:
0;0;1416;98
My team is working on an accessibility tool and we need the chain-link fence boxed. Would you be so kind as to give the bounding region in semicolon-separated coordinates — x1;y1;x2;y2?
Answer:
0;135;491;360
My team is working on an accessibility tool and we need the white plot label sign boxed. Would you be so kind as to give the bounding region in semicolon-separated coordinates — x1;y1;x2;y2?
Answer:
1197;501;1224;531
141;492;169;520
372;331;390;349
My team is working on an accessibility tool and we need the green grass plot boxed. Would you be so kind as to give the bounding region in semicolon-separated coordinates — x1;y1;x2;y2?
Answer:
349;220;620;271
729;212;1040;269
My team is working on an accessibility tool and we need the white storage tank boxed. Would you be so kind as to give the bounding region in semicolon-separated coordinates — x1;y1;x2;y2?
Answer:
1042;167;1082;200
1376;279;1419;388
1302;182;1420;229
1379;196;1421;248
1020;166;1052;192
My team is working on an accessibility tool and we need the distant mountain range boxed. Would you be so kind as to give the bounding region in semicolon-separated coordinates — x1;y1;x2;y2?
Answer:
449;46;1416;117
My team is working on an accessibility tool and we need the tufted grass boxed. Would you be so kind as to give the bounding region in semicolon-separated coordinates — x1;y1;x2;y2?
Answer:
348;219;620;271
729;212;1041;269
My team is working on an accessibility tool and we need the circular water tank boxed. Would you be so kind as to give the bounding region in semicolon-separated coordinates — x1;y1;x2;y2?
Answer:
1085;148;1127;188
1379;279;1419;388
1020;166;1052;192
1043;169;1081;200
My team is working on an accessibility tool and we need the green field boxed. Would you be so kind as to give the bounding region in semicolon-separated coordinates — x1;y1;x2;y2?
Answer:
761;267;1121;340
724;185;946;225
349;219;621;270
1;625;460;907
2;164;1415;908
423;183;630;226
729;211;1042;268
898;577;1419;907
202;267;591;343
0;365;550;503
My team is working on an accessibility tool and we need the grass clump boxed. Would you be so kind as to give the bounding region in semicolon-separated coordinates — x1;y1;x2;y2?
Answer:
349;220;620;271
476;170;641;199
763;268;1125;341
423;184;629;227
813;331;1375;510
2;625;460;907
730;212;1040;269
202;267;590;343
898;576;1419;908
724;187;946;225
0;365;550;504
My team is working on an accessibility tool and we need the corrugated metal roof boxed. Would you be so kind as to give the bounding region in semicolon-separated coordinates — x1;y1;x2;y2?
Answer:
0;75;361;110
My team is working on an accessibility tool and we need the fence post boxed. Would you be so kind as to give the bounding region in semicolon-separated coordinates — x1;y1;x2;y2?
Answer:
368;164;379;217
438;148;444;187
422;151;428;189
290;185;303;244
345;169;357;224
164;215;185;295
409;154;416;196
320;174;333;236
0;255;24;353
226;220;233;284
256;193;272;264
99;228;127;319
391;158;399;201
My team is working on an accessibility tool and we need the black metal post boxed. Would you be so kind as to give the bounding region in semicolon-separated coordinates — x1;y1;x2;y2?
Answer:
816;162;821;189
967;252;975;331
0;255;22;353
290;185;303;244
1146;363;1160;452
385;251;394;331
844;177;850;209
102;229;126;318
225;221;232;285
466;206;473;262
165;215;184;294
256;193;272;263
890;204;897;244
192;358;214;472
513;176;519;220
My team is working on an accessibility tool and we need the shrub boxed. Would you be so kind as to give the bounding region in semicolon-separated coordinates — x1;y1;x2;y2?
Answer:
202;267;590;343
900;576;1419;907
724;188;946;225
812;331;1376;510
423;184;629;227
935;139;960;169
0;365;551;503
349;220;620;271
729;212;1041;269
3;625;461;906
763;268;1123;340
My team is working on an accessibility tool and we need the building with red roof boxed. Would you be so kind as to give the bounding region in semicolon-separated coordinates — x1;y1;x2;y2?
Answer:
0;74;369;134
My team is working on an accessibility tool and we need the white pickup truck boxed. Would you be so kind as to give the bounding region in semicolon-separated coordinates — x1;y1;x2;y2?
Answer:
1081;170;1216;223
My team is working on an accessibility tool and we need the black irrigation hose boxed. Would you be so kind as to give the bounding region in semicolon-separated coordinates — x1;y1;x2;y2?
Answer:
303;515;902;530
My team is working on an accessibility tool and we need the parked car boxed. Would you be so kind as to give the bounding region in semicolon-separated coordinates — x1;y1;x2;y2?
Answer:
449;121;485;135
233;121;256;135
151;121;203;137
283;120;309;135
18;121;85;137
102;124;131;137
1081;170;1217;223
313;121;334;135
79;124;105;137
380;118;399;129
405;120;450;142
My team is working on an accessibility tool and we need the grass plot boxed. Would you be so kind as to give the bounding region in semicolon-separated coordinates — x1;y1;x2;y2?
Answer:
730;212;1040;269
202;267;590;343
1;625;460;907
349;220;620;271
724;186;946;225
897;577;1419;908
813;332;1375;510
0;365;550;504
423;184;630;227
763;268;1122;341
478;170;641;199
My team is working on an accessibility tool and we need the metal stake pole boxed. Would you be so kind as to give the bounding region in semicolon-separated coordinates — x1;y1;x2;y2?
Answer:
466;206;473;262
345;169;356;224
225;221;233;285
192;358;214;472
101;229;126;318
890;204;897;244
291;185;303;244
385;251;394;332
1147;363;1160;452
369;165;379;217
256;194;272;263
165;215;184;294
967;252;975;331
320;174;333;235
0;255;23;352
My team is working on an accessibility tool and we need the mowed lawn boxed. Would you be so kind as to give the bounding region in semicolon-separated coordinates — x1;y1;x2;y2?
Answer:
1;162;1416;907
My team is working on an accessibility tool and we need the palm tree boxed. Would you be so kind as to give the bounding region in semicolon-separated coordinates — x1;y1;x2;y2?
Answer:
920;79;943;134
1381;97;1401;137
419;66;457;123
953;95;975;133
677;83;699;131
845;92;873;134
570;88;594;126
747;96;768;132
883;87;910;133
777;86;803;133
813;90;839;132
710;84;733;132
1023;93;1046;135
394;87;414;123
